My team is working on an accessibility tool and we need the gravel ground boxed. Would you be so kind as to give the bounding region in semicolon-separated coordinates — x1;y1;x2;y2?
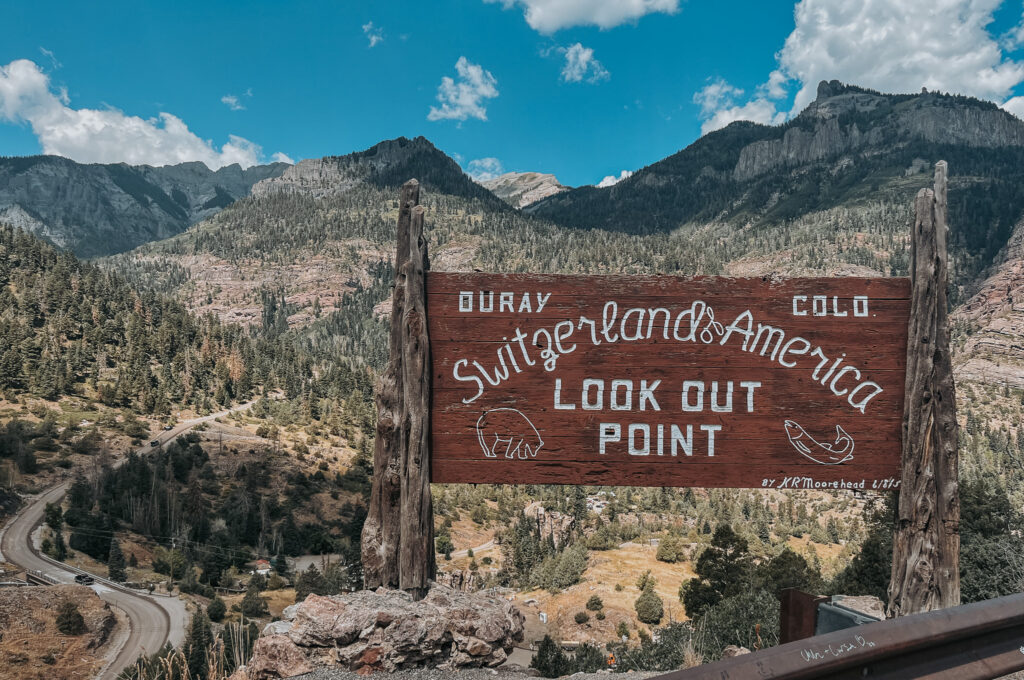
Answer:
293;668;665;680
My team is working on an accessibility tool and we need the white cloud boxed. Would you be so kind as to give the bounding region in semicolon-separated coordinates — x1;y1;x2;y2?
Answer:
695;0;1024;134
363;21;384;47
427;57;499;122
0;59;283;169
271;152;295;164
560;43;610;83
221;94;245;111
693;78;786;135
466;157;504;181
597;169;632;187
486;0;678;33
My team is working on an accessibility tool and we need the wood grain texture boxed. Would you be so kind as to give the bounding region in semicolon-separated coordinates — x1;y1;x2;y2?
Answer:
888;161;961;616
360;180;418;590
429;272;910;488
361;180;436;595
398;204;435;596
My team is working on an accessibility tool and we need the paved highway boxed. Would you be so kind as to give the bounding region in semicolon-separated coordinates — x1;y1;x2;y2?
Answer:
0;401;253;679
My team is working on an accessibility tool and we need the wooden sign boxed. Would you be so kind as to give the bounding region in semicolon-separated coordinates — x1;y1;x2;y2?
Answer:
429;273;910;489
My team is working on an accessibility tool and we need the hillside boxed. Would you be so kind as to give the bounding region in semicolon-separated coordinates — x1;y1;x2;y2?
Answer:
0;155;288;257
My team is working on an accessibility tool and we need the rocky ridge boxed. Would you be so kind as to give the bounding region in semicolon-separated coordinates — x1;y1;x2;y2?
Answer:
481;172;568;209
954;219;1024;387
0;155;287;257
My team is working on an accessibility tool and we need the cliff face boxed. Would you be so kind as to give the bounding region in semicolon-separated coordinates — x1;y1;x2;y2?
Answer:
529;80;1024;234
954;219;1024;388
734;85;1024;182
0;156;287;257
480;171;567;209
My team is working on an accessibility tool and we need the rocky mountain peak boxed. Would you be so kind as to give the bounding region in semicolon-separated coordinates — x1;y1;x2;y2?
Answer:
481;171;568;209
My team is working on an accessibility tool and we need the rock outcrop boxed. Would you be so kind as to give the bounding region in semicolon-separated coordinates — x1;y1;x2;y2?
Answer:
240;585;524;678
954;219;1024;387
481;172;568;209
0;155;287;257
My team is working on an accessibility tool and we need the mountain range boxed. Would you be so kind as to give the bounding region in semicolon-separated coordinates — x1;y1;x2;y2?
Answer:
4;80;1024;387
0;155;289;257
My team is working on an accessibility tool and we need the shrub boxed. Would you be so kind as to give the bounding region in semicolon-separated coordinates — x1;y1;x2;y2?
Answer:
596;611;606;620
635;583;664;625
574;611;589;624
207;596;227;622
616;621;630;639
585;595;603;611
656;535;685;563
56;600;86;635
696;589;779;661
531;635;571;678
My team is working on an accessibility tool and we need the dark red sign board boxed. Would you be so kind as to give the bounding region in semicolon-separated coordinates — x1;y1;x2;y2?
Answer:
428;273;910;490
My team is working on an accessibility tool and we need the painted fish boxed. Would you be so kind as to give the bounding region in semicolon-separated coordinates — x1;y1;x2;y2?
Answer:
784;420;854;465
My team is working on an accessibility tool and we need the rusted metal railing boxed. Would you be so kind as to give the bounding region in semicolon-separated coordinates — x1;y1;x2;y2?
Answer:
655;592;1024;680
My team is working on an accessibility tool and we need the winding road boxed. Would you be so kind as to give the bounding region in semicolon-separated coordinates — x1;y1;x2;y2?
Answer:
0;401;253;679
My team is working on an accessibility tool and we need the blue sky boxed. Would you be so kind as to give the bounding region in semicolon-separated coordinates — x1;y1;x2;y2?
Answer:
3;1;1024;187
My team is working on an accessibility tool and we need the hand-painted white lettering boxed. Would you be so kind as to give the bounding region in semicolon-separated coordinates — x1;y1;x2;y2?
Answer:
512;328;535;367
829;366;861;397
740;381;760;412
582;379;604;410
701;424;721;456
554;320;577;355
672;424;693;456
601;302;619;343
792;295;808;315
681;380;704;412
577;316;602;345
599;423;620;454
628;424;650;456
553;378;575;410
621;308;646;341
536;292;551;313
459;291;473;312
719;310;753;348
812;295;827;316
751;323;786;360
779;337;811;367
848;381;883;413
711;381;733;413
517;294;532;313
610;379;633;411
639;380;661;411
647;308;671;340
453;358;485;404
452;297;884;414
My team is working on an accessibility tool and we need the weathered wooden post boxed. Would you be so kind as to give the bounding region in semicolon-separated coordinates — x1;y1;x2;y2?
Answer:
888;161;960;616
362;180;435;595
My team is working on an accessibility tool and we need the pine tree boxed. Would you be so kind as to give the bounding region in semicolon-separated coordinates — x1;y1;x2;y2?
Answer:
185;610;213;680
108;538;127;581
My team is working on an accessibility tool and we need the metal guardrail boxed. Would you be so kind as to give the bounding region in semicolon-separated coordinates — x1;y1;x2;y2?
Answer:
654;592;1024;680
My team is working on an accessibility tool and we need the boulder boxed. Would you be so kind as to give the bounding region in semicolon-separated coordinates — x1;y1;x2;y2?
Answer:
245;635;313;679
244;584;524;676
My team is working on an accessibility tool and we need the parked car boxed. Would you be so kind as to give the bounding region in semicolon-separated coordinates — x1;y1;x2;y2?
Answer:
74;574;94;585
150;440;160;447
163;424;173;431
